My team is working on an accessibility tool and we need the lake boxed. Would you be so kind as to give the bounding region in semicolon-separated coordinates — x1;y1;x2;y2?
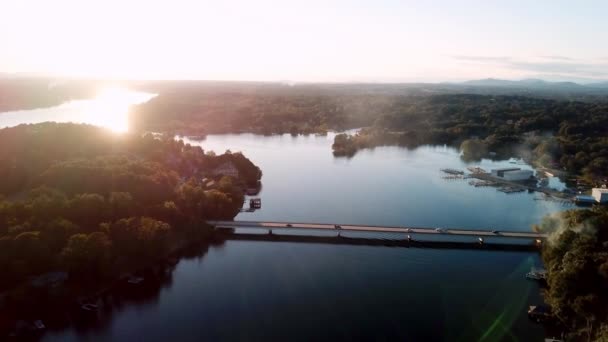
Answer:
0;87;155;132
0;95;563;341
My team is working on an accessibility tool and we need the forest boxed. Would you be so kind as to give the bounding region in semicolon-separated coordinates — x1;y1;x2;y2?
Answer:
535;207;608;341
0;123;261;289
331;94;608;183
127;83;608;182
0;78;99;112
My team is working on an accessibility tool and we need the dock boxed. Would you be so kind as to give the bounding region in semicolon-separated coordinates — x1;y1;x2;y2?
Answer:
469;173;569;199
440;168;465;175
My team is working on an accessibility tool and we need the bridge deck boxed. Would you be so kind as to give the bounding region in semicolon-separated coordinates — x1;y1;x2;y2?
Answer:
218;231;540;252
208;221;547;239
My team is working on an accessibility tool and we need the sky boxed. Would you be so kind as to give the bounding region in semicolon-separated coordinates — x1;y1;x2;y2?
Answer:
1;0;607;82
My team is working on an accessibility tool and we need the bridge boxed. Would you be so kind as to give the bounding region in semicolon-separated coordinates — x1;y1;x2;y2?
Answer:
208;221;547;240
217;232;542;252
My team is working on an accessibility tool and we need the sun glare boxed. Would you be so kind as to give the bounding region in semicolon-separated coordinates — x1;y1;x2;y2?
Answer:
84;86;154;133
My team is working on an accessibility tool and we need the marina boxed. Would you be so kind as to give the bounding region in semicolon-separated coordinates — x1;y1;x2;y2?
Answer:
443;165;577;202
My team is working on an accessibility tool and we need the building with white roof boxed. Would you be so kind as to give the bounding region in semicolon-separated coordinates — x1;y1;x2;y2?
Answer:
592;188;608;203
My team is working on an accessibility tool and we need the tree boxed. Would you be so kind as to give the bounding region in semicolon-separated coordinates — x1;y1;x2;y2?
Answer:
68;193;108;227
61;232;112;274
540;207;608;340
460;139;488;161
13;231;51;273
108;192;135;219
39;218;79;253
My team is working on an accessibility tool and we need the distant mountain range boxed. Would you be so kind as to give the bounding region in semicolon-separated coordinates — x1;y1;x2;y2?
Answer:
460;78;608;89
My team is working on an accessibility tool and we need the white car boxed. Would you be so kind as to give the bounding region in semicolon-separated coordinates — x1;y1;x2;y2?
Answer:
435;228;446;233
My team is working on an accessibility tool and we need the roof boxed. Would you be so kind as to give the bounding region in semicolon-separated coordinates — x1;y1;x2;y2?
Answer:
592;188;608;193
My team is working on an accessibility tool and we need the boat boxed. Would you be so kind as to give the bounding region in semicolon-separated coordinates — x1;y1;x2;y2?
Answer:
467;166;487;174
528;305;552;322
440;168;464;175
127;276;145;285
81;303;99;312
526;267;547;280
33;320;45;330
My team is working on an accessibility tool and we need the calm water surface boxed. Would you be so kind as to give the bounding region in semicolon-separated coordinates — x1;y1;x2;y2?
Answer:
1;99;562;341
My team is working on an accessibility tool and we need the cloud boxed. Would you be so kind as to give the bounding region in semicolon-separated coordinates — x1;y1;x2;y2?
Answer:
540;55;575;61
509;61;608;77
451;55;512;63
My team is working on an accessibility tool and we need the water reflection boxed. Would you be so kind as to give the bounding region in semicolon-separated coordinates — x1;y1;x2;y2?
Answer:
20;241;216;341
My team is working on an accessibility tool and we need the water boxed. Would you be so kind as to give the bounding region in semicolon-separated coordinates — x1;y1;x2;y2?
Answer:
0;87;155;132
1;100;562;341
191;133;566;230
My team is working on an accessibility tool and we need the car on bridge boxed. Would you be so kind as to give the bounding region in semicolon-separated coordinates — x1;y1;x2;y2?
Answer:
492;230;500;234
435;228;446;233
286;223;293;227
335;224;341;229
404;228;413;233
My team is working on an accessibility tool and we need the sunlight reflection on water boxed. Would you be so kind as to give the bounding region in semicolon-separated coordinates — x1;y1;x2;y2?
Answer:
0;87;155;132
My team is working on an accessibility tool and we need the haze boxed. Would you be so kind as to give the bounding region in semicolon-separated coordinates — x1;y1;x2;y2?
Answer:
1;0;607;82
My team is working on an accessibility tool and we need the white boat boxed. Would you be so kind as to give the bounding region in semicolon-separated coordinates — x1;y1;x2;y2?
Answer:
127;276;145;284
81;303;99;312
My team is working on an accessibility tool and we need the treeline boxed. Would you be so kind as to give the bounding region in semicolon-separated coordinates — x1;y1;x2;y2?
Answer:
128;84;406;135
129;84;608;181
332;94;608;182
0;78;99;112
535;207;608;341
0;123;261;288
